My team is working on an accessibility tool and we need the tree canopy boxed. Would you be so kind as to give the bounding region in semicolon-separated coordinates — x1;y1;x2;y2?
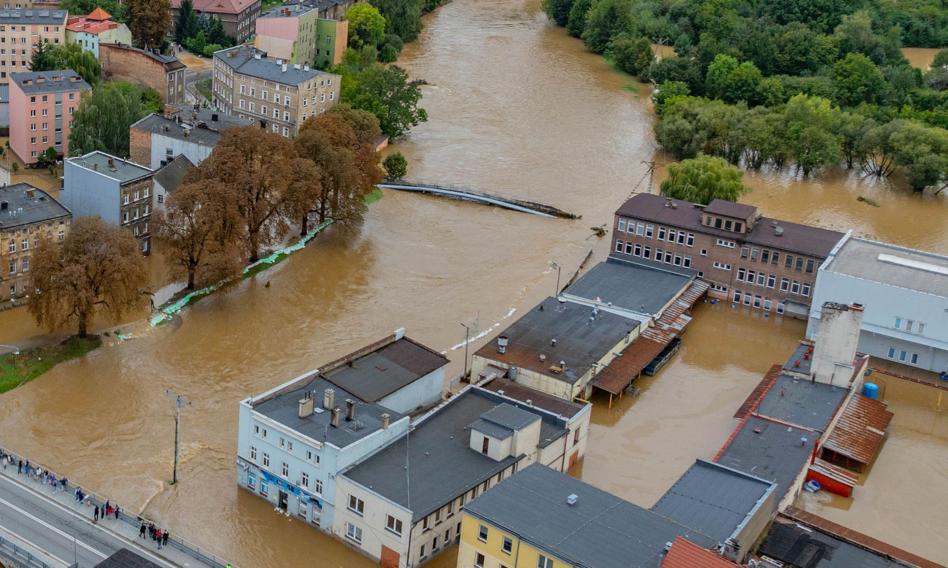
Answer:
30;42;101;86
347;3;387;50
127;0;172;48
334;51;427;139
29;217;146;338
660;154;750;204
68;82;156;158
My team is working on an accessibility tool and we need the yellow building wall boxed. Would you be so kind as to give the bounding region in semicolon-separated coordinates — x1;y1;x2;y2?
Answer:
457;512;572;568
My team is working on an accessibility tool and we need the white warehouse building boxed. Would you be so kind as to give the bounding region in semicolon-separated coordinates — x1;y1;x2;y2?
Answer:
807;234;948;375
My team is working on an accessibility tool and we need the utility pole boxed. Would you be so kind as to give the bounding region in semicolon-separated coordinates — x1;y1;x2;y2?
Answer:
459;312;479;383
165;389;191;485
550;261;562;296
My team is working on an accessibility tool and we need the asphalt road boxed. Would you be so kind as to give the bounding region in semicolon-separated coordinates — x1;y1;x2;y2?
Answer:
0;474;176;568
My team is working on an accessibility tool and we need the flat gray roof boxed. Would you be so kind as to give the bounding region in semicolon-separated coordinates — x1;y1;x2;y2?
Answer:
716;416;815;511
10;70;90;94
824;236;948;298
322;337;448;403
342;388;568;521
0;9;67;24
782;341;813;375
0;184;70;230
252;376;403;449
474;297;639;384
131;109;253;147
215;45;334;86
464;464;715;568
68;152;153;184
564;258;693;316
651;459;775;545
755;374;847;431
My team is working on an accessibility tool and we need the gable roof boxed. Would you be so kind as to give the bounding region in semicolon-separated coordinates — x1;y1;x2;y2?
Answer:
153;154;195;194
87;7;111;20
170;0;258;15
464;464;716;568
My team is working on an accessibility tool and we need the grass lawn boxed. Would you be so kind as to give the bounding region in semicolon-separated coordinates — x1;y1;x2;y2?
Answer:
364;187;384;204
196;78;213;102
0;336;102;393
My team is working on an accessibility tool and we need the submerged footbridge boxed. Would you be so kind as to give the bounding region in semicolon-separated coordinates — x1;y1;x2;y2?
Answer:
377;180;581;219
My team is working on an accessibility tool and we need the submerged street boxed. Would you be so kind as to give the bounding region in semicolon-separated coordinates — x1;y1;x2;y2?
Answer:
0;0;946;566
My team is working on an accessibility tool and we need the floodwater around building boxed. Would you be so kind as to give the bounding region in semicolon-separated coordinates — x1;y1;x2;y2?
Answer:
0;0;946;566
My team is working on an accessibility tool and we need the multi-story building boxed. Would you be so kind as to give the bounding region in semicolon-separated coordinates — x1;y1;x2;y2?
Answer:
129;106;253;169
9;70;88;164
62;151;155;254
807;233;948;374
334;384;591;568
170;0;261;43
212;45;340;137
0;183;70;304
236;331;446;534
458;464;716;568
612;194;844;318
98;43;186;104
254;0;351;69
0;8;67;83
64;7;131;58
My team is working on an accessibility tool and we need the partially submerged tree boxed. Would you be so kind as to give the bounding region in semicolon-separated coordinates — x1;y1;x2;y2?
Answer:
383;152;407;179
29;217;146;338
660;154;750;205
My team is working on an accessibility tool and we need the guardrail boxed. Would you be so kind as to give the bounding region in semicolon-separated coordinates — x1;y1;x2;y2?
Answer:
0;532;54;568
0;447;234;568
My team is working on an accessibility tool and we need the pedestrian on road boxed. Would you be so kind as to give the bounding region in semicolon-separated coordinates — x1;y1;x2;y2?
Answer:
94;505;100;522
105;500;110;517
75;488;81;502
61;477;67;491
162;531;169;547
139;523;146;538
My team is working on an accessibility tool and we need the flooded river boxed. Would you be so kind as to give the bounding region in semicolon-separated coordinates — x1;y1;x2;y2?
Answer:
0;0;946;566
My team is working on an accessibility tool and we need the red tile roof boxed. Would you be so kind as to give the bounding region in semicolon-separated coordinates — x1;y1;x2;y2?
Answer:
66;16;120;34
87;7;111;20
821;393;893;465
661;537;738;568
171;0;258;15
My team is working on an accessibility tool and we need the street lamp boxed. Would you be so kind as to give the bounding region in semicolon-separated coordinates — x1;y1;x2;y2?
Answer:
459;321;474;382
550;261;562;297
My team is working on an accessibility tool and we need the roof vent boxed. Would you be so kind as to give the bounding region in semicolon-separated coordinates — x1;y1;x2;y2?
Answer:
663;542;673;553
282;63;287;72
497;336;508;354
539;354;546;362
394;327;406;341
551;338;557;347
774;226;784;236
566;494;578;506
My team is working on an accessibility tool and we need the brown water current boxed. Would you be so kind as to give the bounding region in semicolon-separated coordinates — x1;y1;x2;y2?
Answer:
0;0;946;566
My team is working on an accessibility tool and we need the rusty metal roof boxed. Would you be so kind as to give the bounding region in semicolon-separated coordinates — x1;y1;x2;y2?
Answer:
661;537;739;568
821;393;893;465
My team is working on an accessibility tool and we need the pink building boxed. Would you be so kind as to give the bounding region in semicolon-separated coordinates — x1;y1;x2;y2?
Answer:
9;70;89;164
0;8;67;83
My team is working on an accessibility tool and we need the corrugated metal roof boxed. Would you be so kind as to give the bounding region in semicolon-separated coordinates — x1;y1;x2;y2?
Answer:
661;537;739;568
821;393;893;465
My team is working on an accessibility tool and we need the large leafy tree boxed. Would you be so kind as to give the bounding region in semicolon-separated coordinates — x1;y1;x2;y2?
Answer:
369;0;422;42
832;52;887;107
174;0;200;44
610;35;653;78
127;0;172;48
342;62;427;139
347;3;387;49
660;154;750;204
60;0;127;21
29;217;146;338
68;82;152;157
581;0;632;54
542;0;573;26
30;42;101;85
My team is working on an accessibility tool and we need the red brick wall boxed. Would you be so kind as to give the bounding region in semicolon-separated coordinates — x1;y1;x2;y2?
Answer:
99;44;174;103
129;126;152;168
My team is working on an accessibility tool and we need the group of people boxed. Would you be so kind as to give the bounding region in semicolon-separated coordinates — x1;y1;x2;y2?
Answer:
140;522;171;549
1;451;69;491
92;499;121;523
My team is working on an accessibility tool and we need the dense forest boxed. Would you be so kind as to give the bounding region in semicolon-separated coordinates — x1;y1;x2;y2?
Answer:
543;0;948;192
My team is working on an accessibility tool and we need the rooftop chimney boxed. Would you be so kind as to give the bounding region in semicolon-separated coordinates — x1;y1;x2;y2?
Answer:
566;494;578;506
497;336;508;354
281;63;287;72
381;413;390;429
345;398;355;421
811;302;864;386
330;407;341;428
323;388;335;410
298;393;314;418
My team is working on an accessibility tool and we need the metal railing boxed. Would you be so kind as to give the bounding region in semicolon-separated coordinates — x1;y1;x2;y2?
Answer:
0;447;235;568
0;533;53;568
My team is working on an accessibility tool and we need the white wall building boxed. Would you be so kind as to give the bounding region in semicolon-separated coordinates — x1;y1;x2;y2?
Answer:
807;234;948;374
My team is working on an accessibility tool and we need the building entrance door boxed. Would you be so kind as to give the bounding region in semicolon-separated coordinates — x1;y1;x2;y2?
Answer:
278;490;288;511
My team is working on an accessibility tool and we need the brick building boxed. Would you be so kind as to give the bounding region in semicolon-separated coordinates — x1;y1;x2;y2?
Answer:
0;8;67;83
212;45;339;137
62;151;155;254
0;183;70;304
170;0;260;43
9;70;88;164
612;194;844;318
98;43;186;104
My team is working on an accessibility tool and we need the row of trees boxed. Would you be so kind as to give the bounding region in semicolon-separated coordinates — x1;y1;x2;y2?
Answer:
174;0;233;57
155;106;384;290
656;94;948;191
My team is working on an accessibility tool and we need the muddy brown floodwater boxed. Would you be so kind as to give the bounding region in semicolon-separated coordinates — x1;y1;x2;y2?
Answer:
0;0;946;566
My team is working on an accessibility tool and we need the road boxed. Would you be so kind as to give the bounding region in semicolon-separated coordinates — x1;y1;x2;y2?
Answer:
0;474;178;568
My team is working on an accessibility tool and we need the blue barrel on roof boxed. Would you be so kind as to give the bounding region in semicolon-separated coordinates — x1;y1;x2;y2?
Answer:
863;382;879;400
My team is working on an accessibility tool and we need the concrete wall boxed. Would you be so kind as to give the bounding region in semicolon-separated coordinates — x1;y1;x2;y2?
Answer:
377;368;444;414
728;486;776;562
62;161;120;224
809;270;948;373
254;15;298;62
148;132;215;170
332;476;413;567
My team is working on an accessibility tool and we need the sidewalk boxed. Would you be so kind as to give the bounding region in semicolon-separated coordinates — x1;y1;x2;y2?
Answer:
0;451;231;567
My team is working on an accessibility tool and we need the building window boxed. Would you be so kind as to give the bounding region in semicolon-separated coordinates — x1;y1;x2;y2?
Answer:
700;248;708;256
762;249;770;263
345;522;363;544
780;278;790;292
645;224;653;238
386;515;403;536
478;524;489;542
785;254;794;269
618;218;627;232
314;479;323;495
538;555;553;568
348;495;364;516
899;350;907;362
475;552;485;568
801;283;811;297
301;472;309;487
737;268;746;282
247;473;256;489
713;261;731;271
888;347;896;358
250;446;256;461
658;227;666;240
260;482;268;496
502;537;513;554
633;243;642;257
790;280;800;294
262;453;269;467
741;246;749;259
767;274;776;288
643;246;651;259
614;240;624;253
911;353;919;365
419;544;426;559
